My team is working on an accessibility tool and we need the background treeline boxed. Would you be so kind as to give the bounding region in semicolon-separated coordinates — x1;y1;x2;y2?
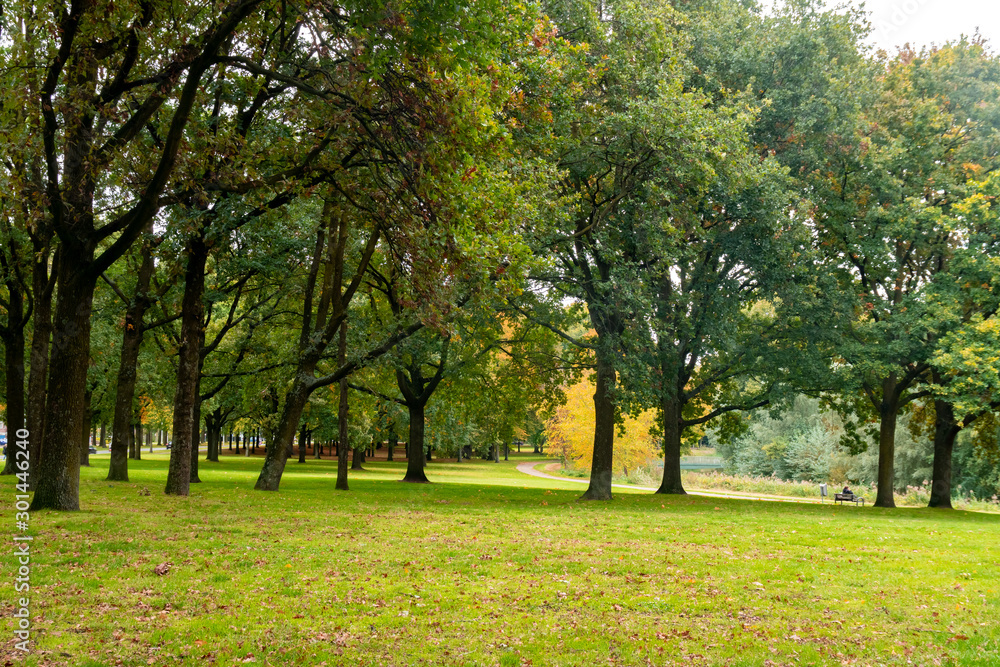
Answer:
716;396;999;504
1;0;999;511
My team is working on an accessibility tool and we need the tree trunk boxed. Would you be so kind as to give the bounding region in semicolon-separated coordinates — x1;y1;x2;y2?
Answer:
298;423;308;464
929;398;960;509
127;418;134;460
0;286;26;476
402;403;429;483
580;354;615;501
26;245;53;490
656;393;686;495
109;325;142;478
190;387;202;483
254;376;312;490
205;417;214;462
107;225;155;481
80;389;92;467
335;322;351;491
206;412;222;462
387;433;395;462
29;259;98;511
165;237;209;496
874;375;899;508
352;446;365;470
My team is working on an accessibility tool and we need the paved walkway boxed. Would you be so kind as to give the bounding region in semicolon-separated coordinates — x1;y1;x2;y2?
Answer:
515;461;823;505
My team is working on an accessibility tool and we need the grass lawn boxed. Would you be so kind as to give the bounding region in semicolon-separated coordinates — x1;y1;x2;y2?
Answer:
3;453;999;666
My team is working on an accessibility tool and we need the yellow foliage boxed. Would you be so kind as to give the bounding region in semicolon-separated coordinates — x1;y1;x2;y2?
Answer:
546;372;659;474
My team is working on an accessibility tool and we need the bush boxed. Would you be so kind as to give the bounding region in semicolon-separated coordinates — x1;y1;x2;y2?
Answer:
720;396;852;483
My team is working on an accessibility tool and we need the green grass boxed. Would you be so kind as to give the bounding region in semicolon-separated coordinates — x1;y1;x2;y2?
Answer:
3;453;1000;666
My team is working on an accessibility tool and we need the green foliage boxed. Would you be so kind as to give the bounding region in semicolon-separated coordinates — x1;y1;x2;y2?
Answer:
719;395;952;494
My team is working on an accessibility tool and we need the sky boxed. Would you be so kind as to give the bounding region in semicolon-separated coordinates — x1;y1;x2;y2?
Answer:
804;0;1000;53
856;0;1000;52
761;0;1000;53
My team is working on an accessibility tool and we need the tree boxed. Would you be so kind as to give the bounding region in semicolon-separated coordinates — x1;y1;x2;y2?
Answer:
546;372;658;476
0;221;30;476
926;172;1000;507
102;224;174;481
253;0;549;492
816;42;1000;507
2;0;272;511
525;0;785;500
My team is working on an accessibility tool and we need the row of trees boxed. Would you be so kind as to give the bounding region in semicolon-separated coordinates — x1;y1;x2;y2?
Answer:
2;0;999;511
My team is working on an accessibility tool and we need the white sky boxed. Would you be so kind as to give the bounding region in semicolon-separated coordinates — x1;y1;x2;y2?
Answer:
856;0;999;52
762;1;1000;53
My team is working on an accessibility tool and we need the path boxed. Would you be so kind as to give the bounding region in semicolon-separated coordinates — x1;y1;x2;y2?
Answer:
515;461;823;505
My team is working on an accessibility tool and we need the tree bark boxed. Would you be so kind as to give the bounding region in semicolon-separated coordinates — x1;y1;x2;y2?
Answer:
387;432;395;462
206;410;223;462
580;353;615;501
874;375;899;508
26;244;54;489
80;389;92;467
298;423;308;463
29;259;98;511
0;283;26;476
325;306;349;489
402;403;429;482
129;414;138;460
656;393;686;495
165;236;209;496
107;242;155;480
190;387;202;483
352;445;365;470
254;378;312;490
929;398;960;509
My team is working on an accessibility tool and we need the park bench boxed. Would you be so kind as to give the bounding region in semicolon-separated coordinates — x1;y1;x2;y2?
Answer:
834;491;865;506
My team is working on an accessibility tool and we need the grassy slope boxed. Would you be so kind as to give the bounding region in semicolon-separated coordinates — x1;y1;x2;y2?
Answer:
3;453;999;666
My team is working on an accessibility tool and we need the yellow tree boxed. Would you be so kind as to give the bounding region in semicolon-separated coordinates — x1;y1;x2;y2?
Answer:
546;373;658;476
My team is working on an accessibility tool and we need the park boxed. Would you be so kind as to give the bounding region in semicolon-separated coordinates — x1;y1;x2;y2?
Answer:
3;0;1000;664
2;450;999;665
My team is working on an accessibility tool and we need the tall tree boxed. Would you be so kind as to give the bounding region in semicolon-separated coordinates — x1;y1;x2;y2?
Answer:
526;0;777;499
2;0;270;511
